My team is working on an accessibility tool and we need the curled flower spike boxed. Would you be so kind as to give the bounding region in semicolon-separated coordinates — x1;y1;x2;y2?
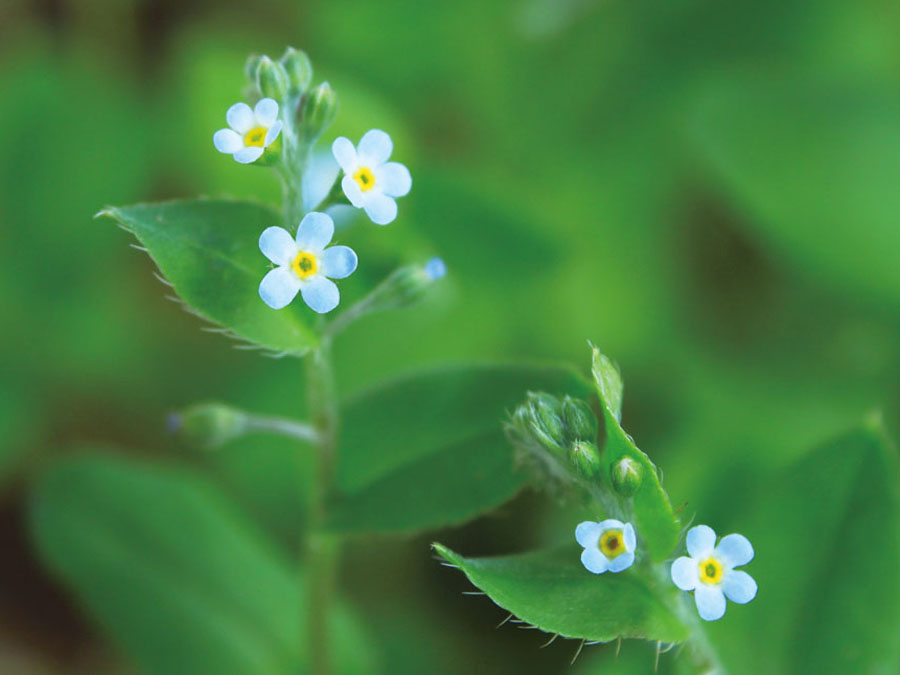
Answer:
575;519;636;574
671;524;757;621
331;129;411;225
258;212;357;313
214;98;283;164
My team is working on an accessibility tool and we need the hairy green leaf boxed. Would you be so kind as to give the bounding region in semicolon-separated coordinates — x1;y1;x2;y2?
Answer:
29;451;375;675
327;364;592;534
101;199;317;354
434;544;688;644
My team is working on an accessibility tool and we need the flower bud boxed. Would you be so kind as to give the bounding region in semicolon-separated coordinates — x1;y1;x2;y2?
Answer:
301;81;337;142
280;47;313;96
562;396;597;441
569;440;602;479
610;457;643;497
255;56;289;100
168;402;248;449
526;392;566;454
361;260;445;314
244;53;265;82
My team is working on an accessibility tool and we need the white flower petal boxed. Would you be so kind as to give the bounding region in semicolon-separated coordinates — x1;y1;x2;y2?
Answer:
321;245;358;279
363;193;398;225
722;570;757;604
376;162;412;197
687;525;717;558
213;129;243;154
265;121;282;146
357;129;393;165
300;276;340;314
608;551;634;573
623;523;636;552
332;136;358;172
575;521;602;549
580;548;609;574
695;585;727;621
259;267;301;309
341;175;366;208
233;146;265;164
295;212;334;252
226;102;254;134
597;519;625;532
259;227;298;266
254;97;279;126
717;534;754;568
671;556;699;591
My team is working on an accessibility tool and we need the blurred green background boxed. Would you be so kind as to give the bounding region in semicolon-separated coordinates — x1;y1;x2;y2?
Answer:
2;0;900;672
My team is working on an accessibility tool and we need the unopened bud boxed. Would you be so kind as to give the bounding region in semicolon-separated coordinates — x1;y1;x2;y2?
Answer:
525;392;566;454
169;402;248;449
610;457;643;497
365;259;446;313
569;440;602;479
244;53;265;82
562;396;597;441
280;47;313;96
255;56;289;100
301;81;337;142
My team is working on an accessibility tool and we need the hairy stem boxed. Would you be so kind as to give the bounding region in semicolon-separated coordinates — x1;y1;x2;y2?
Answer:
243;413;320;443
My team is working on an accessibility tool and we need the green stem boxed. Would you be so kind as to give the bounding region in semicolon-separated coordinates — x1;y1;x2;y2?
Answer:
243;413;320;444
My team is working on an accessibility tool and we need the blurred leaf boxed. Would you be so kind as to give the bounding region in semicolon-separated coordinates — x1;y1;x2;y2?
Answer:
433;544;689;644
101;200;318;355
706;423;900;673
29;451;375;675
591;346;680;561
327;364;592;534
0;382;36;489
691;76;900;304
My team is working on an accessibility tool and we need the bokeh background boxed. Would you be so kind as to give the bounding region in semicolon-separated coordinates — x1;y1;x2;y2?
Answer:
2;0;900;672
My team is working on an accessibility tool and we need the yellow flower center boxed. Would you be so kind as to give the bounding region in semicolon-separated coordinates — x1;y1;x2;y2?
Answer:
291;251;318;280
353;166;376;192
698;557;723;585
244;126;268;147
599;529;625;559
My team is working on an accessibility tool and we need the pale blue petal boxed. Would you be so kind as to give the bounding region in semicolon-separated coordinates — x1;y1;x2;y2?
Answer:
254;97;279;126
295;212;334;252
608;551;634;573
580;548;609;574
265;121;282;146
363;193;398;225
376;162;411;197
575;521;601;549
695;585;726;621
671;556;699;591
687;525;717;558
332;136;358;172
226;102;254;134
722;570;757;604
341;175;366;208
623;523;636;552
213;129;243;154
357;129;392;165
259;267;301;309
259;227;298;266
234;146;264;164
597;519;625;532
300;276;340;314
321;246;358;279
717;534;754;568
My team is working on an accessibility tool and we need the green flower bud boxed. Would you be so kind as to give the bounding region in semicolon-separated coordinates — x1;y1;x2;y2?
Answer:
569;440;602;479
244;53;265;82
255;56;289;100
169;402;248;449
280;47;313;96
526;392;566;454
562;396;598;441
610;457;643;497
301;81;337;142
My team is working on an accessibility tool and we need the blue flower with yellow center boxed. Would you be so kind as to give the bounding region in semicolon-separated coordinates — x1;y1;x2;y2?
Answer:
575;519;637;574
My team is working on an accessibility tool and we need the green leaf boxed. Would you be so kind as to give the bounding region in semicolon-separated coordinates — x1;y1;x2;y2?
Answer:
29;451;375;675
433;544;689;644
591;345;680;561
704;423;900;674
100;199;317;354
327;364;592;534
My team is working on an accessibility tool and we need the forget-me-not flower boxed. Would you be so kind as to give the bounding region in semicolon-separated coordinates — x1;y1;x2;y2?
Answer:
258;212;357;313
214;98;282;164
575;519;636;574
670;524;757;621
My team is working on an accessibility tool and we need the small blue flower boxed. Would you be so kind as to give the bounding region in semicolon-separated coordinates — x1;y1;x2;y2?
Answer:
258;212;357;313
214;98;282;164
670;524;757;621
424;257;446;280
575;519;636;574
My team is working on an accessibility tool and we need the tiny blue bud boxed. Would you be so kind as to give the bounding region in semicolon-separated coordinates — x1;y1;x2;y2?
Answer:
424;257;447;280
